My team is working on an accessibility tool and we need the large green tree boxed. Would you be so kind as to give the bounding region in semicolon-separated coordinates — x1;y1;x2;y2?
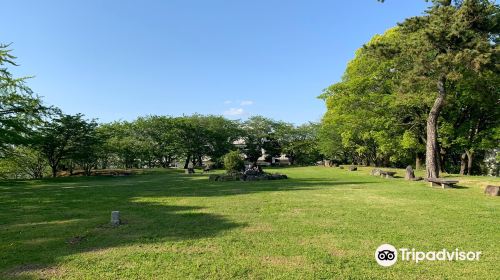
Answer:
319;29;415;167
34;114;97;177
0;44;47;154
372;0;499;178
281;123;322;165
242;116;288;165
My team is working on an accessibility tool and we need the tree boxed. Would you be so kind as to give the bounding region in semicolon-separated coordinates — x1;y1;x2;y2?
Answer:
99;121;146;169
440;71;499;174
0;44;47;154
176;115;215;168
175;115;241;168
319;29;414;167
135;116;183;167
71;119;102;176
280;123;322;165
202;116;242;166
8;146;48;179
371;0;499;178
35;114;95;177
241;116;287;164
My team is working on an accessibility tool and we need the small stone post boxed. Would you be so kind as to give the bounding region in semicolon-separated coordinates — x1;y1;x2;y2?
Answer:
484;185;500;196
111;211;121;226
405;166;415;180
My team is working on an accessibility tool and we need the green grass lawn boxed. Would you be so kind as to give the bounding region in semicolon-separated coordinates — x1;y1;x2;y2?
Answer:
0;166;498;279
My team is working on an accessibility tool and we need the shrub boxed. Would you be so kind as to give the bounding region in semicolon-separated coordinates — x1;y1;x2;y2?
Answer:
223;151;244;173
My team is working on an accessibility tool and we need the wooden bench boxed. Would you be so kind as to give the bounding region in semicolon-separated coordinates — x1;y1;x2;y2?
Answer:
426;178;459;189
379;171;397;178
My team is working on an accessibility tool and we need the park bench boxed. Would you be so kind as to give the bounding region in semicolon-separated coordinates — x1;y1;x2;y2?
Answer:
379;170;397;178
426;178;459;189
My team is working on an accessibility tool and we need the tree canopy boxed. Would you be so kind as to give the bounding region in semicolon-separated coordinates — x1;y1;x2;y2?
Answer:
320;0;499;176
0;44;47;155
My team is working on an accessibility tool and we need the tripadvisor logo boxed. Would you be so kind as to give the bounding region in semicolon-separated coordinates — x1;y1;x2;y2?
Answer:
375;244;482;267
375;244;398;267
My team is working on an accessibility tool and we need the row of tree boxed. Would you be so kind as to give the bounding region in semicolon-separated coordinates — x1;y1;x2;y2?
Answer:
319;0;499;177
1;113;321;179
1;43;322;179
96;115;320;171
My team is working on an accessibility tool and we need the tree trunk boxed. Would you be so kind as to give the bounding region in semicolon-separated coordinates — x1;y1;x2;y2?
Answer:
459;152;467;175
183;155;191;169
439;147;446;173
425;77;446;179
416;153;422;170
51;166;57;178
84;164;92;176
466;150;473;175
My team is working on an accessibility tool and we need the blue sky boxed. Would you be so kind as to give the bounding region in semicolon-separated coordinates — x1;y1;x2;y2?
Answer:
2;0;430;124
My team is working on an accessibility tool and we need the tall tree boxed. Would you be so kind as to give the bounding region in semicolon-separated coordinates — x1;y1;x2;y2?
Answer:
242;116;286;165
71;119;102;176
371;0;498;177
319;29;415;167
35;114;93;177
0;44;47;154
281;123;322;165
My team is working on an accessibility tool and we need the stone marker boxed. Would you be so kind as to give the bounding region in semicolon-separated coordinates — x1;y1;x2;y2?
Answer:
484;185;500;196
371;168;381;176
111;211;121;226
405;165;415;180
348;166;357;171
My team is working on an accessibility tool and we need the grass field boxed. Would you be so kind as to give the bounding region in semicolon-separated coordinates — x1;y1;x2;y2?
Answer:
0;166;498;279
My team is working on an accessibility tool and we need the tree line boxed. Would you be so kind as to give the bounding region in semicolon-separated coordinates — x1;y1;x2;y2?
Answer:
319;0;499;177
0;47;321;179
1;113;321;179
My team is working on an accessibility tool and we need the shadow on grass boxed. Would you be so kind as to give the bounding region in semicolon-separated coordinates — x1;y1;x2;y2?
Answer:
451;185;469;189
0;200;242;279
0;170;374;278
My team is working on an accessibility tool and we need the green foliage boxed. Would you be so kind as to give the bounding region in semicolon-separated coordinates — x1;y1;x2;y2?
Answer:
0;146;50;179
319;29;412;166
96;115;242;170
34;114;99;177
281;123;322;165
176;115;241;167
242;116;290;164
0;156;19;179
223;150;245;173
98;121;147;169
319;0;499;174
0;44;48;154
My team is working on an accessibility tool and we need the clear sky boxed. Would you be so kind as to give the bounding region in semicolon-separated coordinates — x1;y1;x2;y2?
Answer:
2;0;430;124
